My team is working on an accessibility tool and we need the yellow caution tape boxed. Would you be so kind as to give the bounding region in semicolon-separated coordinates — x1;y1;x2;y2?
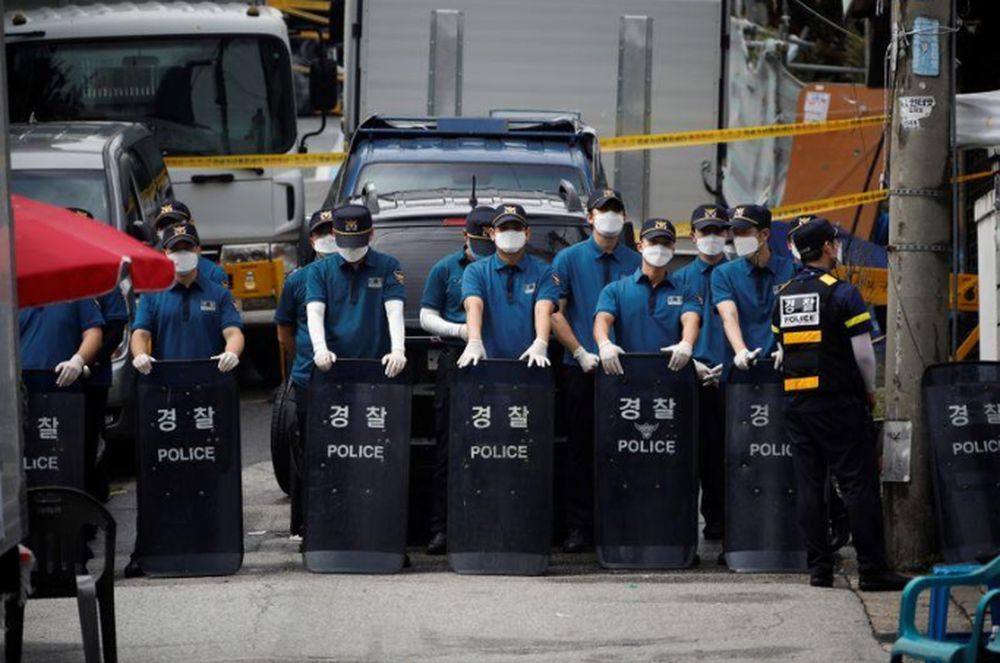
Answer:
771;189;889;220
602;115;886;152
164;152;346;169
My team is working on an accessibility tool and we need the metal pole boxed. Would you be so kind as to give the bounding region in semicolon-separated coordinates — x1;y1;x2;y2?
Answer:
883;0;954;569
427;9;463;117
614;15;652;222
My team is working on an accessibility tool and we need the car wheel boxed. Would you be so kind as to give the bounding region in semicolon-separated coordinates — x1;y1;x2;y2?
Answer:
270;379;296;495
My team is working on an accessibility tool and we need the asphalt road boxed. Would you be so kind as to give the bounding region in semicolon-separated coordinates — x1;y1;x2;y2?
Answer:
14;391;889;663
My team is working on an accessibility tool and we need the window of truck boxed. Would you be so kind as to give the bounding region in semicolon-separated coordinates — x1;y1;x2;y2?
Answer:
352;163;587;197
9;169;111;223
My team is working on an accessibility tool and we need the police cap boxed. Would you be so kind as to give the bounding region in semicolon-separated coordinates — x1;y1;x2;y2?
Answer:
309;208;335;234
792;217;840;261
160;222;201;249
728;204;772;230
640;217;677;242
491;204;529;229
154;201;193;231
332;204;373;248
465;206;495;238
690;204;730;231
587;188;625;213
787;214;816;237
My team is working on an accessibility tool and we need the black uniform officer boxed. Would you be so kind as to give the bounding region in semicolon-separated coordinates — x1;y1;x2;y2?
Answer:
775;217;907;591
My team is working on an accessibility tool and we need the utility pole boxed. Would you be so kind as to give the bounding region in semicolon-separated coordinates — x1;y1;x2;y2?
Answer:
883;0;954;569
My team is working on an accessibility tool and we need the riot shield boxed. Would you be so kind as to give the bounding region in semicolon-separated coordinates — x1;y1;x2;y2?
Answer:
135;360;242;577
448;360;554;575
304;360;412;573
593;355;699;569
21;371;85;490
923;362;1000;563
724;365;807;572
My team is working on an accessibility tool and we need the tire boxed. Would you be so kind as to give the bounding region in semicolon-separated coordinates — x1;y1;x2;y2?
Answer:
270;379;297;495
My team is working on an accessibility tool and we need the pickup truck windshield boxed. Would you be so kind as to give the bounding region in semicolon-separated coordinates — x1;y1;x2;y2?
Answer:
10;170;110;223
352;163;587;197
7;36;296;156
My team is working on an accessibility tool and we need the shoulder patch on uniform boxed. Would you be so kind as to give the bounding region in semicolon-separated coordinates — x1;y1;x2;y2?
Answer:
819;274;838;286
552;273;561;286
393;270;405;285
200;300;217;312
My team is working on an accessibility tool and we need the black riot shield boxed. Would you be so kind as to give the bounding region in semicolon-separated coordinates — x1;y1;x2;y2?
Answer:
448;360;554;575
593;355;699;569
304;360;412;573
923;362;1000;563
724;365;807;573
22;370;86;490
135;360;242;577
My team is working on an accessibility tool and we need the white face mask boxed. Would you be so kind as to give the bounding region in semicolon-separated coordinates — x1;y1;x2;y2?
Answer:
337;245;368;263
495;230;527;254
642;245;673;268
696;235;726;257
593;211;624;237
723;242;737;261
169;250;198;275
789;244;801;261
733;235;761;258
313;235;338;255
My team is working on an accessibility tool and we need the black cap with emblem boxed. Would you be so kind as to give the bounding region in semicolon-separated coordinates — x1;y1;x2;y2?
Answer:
788;214;815;237
792;217;840;262
159;222;201;249
728;204;772;230
309;208;336;234
491;204;529;229
690;204;731;231
640;217;677;242
154;201;193;232
465;206;496;258
332;204;373;248
587;188;625;213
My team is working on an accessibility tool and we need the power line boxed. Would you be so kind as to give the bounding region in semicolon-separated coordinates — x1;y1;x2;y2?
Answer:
789;0;864;42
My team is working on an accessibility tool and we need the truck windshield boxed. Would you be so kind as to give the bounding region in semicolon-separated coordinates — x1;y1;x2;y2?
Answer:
10;170;110;223
352;163;587;197
7;36;297;157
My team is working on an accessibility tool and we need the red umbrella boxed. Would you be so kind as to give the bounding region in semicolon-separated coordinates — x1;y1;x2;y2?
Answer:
12;195;175;308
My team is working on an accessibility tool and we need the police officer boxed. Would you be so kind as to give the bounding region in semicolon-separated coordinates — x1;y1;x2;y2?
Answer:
19;297;105;492
274;208;339;539
305;205;406;377
673;205;731;540
126;222;244;577
594;218;700;370
419;206;495;555
458;204;560;368
551;188;640;553
153;201;229;288
786;215;813;262
775;217;907;591
712;204;797;373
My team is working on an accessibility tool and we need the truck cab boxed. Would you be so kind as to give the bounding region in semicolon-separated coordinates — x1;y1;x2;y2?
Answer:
8;121;175;447
4;2;303;329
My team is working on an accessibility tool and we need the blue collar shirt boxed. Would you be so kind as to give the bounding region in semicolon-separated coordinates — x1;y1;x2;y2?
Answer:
274;262;322;387
595;268;701;353
19;300;105;371
673;256;727;366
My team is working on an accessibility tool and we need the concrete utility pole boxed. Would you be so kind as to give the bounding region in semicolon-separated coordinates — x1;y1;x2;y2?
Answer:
883;0;954;569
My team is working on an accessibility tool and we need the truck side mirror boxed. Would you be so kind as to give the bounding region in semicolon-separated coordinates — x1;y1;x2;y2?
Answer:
309;57;339;112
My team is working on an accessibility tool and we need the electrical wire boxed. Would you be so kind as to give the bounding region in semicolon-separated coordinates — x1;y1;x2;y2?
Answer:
789;0;864;42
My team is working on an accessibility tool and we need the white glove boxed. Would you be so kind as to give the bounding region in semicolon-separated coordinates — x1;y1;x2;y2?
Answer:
598;340;625;376
661;341;693;372
572;346;600;373
772;344;784;371
382;350;407;378
458;324;469;342
54;354;85;387
212;351;240;373
457;339;486;368
694;360;723;386
132;353;155;376
519;338;551;368
313;349;336;372
734;347;762;371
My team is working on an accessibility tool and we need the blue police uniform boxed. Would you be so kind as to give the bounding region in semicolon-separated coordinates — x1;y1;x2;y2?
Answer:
90;290;130;387
552;237;640;364
421;249;469;328
595;268;701;353
673;258;727;366
461;252;560;359
132;270;243;359
710;252;797;374
305;248;405;359
199;256;229;289
20;301;105;370
274;264;319;388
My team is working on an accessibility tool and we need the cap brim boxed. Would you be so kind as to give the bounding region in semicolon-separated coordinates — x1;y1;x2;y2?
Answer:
492;215;528;228
469;237;496;257
588;196;624;211
334;231;370;248
161;235;199;250
155;212;188;230
730;219;760;230
641;229;675;242
309;220;333;234
692;219;730;231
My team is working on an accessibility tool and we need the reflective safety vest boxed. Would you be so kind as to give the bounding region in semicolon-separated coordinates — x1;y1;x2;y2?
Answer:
774;272;864;395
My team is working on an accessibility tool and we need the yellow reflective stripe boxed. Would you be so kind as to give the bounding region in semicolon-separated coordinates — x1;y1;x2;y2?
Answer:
785;376;819;391
844;312;872;329
771;325;780;334
819;274;838;286
783;330;822;345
